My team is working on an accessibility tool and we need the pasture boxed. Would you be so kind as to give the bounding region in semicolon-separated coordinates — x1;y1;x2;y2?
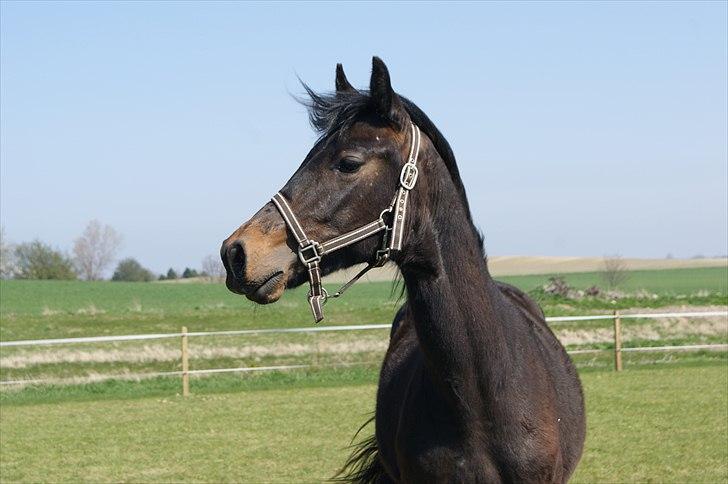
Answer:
1;266;726;482
1;266;726;341
499;266;728;294
1;266;725;387
1;365;726;483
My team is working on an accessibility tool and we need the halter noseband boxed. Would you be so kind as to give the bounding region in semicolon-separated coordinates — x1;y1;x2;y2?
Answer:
271;123;422;322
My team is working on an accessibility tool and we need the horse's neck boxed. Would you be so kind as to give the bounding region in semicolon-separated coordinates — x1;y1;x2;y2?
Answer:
400;166;507;398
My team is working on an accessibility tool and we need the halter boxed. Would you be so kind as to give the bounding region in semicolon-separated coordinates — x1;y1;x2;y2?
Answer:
271;123;422;322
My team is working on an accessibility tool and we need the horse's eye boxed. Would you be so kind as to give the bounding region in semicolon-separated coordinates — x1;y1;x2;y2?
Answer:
336;157;364;174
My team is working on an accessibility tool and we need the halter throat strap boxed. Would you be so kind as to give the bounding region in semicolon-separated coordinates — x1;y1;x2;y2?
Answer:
271;123;422;322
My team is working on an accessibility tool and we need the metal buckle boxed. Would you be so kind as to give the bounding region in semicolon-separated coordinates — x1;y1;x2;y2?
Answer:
299;242;322;265
399;163;419;190
374;225;391;266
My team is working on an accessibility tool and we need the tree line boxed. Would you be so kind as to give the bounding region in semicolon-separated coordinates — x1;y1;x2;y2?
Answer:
0;222;225;282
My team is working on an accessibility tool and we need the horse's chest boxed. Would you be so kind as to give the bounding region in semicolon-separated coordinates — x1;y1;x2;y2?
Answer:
375;326;495;481
375;322;564;483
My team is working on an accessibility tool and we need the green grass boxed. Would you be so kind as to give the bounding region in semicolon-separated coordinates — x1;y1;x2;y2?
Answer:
1;268;724;389
2;351;726;407
0;279;405;341
572;364;728;483
0;366;381;406
1;364;726;483
1;267;725;481
1;266;726;341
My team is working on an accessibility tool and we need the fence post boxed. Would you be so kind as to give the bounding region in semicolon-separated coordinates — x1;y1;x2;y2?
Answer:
181;326;190;397
613;311;623;372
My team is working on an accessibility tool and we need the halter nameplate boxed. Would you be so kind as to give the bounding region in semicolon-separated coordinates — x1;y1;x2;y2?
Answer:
272;123;422;322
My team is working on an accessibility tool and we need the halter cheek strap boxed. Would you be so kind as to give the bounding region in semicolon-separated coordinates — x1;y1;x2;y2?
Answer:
272;123;422;322
390;122;421;251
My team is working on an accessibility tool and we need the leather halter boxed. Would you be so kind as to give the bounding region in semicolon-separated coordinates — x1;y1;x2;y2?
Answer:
271;123;422;322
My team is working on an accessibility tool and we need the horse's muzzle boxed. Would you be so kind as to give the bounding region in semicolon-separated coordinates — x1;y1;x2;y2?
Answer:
220;237;290;304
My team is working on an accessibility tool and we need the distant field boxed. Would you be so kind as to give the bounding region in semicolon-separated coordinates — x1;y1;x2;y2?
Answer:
0;279;404;341
488;256;727;276
1;266;726;342
326;256;728;281
498;266;728;293
1;364;726;483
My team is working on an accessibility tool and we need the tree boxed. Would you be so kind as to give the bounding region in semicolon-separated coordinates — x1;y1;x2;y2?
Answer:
182;267;199;279
0;227;16;279
14;240;76;280
601;254;630;289
73;220;123;280
201;254;226;281
166;268;178;280
111;258;154;282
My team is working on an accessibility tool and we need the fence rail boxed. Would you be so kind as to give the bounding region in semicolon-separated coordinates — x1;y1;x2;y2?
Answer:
2;311;726;348
1;310;726;389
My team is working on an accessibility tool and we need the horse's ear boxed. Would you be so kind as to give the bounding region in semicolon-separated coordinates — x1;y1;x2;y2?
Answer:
369;56;406;128
335;63;355;93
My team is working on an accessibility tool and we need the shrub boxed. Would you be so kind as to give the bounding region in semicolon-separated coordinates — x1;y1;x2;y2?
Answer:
14;240;76;280
111;258;154;282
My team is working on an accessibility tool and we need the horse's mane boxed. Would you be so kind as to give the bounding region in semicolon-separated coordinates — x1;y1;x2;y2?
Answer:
300;86;475;226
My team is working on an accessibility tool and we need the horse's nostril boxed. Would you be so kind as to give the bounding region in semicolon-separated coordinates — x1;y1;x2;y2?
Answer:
227;241;246;280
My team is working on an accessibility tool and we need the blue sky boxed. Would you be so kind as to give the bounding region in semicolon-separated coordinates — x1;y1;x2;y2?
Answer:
1;1;726;274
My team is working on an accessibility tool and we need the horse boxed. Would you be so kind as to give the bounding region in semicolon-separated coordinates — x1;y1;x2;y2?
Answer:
221;57;586;483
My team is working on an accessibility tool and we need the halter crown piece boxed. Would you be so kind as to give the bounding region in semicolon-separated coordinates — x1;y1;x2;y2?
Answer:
271;123;422;322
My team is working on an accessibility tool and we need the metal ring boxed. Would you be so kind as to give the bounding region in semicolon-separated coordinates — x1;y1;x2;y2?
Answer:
309;287;329;304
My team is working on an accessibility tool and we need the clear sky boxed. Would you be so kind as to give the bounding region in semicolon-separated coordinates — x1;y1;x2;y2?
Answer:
1;1;726;275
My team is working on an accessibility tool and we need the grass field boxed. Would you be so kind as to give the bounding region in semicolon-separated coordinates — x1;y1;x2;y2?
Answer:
1;267;725;386
498;266;728;294
1;266;726;341
0;267;726;482
0;278;404;341
1;364;726;483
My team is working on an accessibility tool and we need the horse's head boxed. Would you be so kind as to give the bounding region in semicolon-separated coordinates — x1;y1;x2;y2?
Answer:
221;58;422;306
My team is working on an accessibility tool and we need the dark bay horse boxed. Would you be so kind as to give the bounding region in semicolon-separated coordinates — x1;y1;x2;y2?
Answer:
221;58;586;483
